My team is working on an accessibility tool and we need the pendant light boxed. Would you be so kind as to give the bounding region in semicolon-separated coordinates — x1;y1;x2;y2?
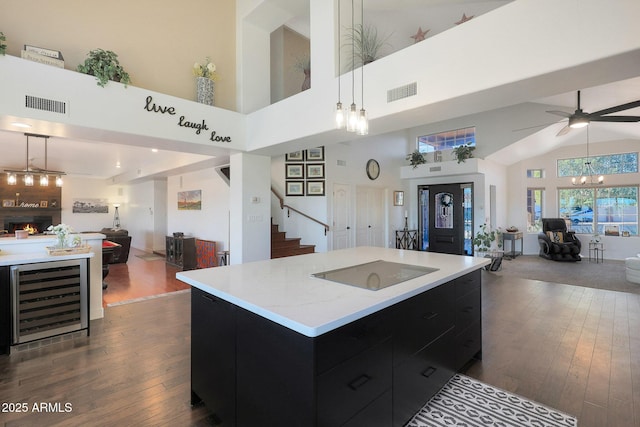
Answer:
4;134;66;187
335;0;346;129
356;0;368;135
572;127;603;186
346;0;358;132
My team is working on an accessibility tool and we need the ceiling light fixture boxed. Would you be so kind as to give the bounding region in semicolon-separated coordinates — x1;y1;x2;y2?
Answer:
356;0;368;136
335;0;345;129
572;127;603;186
11;122;32;129
346;0;358;132
4;133;66;187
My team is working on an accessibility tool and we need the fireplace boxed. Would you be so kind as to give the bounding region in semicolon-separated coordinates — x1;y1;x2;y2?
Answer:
3;216;53;235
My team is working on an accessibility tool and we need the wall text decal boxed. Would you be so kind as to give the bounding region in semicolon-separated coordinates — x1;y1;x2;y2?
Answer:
143;95;232;143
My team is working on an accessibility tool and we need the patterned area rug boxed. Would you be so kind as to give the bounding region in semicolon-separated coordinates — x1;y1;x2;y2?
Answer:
407;374;577;427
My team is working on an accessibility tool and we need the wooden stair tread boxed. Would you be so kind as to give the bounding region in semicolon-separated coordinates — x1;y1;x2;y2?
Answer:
270;221;315;259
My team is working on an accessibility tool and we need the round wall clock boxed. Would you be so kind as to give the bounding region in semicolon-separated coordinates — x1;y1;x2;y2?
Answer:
366;159;380;180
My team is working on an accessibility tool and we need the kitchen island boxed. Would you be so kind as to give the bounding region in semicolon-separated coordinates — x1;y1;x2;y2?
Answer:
177;247;490;427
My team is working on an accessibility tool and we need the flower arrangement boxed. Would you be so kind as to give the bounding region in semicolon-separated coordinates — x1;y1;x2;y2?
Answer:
0;32;7;55
47;223;75;248
192;57;219;81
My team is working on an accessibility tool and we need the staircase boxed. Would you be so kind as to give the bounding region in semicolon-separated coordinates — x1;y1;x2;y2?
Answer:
271;222;315;259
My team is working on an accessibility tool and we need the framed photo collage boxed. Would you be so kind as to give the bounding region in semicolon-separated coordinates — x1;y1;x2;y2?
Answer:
285;146;325;196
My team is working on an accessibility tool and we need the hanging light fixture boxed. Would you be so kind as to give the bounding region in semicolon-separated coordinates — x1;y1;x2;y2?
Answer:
346;0;358;132
356;0;369;136
572;127;604;186
335;0;346;129
4;133;66;187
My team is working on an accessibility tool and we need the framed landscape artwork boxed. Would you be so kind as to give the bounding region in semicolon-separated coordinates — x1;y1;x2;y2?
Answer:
306;147;324;161
286;151;304;161
286;163;304;179
178;190;202;210
306;163;325;179
286;181;305;196
306;181;325;196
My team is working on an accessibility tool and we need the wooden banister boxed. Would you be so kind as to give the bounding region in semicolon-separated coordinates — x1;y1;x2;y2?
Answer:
271;187;330;235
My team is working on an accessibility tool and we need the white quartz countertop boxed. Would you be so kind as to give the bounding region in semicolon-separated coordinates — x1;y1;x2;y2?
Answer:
177;247;490;337
0;251;94;266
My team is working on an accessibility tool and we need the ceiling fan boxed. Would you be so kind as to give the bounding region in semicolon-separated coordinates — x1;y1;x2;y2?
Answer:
546;90;640;136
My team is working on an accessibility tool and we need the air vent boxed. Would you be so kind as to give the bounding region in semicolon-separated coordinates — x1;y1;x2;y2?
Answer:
387;82;417;103
429;166;442;172
25;95;67;114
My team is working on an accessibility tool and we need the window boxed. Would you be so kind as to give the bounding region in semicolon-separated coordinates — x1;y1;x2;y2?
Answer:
526;188;544;232
558;186;638;235
558;152;638;177
526;169;544;178
417;127;475;153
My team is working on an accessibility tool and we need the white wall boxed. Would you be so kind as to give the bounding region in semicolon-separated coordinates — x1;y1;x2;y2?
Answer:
167;168;231;253
61;176;123;233
507;138;640;260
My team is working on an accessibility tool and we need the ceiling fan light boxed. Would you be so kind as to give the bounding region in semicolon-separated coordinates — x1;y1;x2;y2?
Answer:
569;116;589;128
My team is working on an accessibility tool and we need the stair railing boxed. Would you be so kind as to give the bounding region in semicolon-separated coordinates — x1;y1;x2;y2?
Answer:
271;186;330;236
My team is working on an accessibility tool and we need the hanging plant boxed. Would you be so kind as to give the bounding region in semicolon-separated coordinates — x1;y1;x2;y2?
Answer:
453;144;475;163
0;32;7;55
77;49;131;87
406;150;426;169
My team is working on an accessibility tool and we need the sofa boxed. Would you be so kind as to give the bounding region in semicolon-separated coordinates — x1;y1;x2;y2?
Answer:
85;228;132;263
625;256;640;284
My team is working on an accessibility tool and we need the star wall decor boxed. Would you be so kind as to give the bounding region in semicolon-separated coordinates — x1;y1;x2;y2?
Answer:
455;13;474;25
410;26;430;43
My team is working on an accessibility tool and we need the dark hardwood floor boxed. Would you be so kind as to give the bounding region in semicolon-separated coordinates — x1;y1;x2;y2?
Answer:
0;252;639;426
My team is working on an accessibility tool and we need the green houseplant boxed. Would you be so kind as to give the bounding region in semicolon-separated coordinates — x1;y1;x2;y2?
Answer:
406;150;426;169
472;223;502;253
77;49;131;87
346;24;391;67
0;32;7;55
453;144;475;163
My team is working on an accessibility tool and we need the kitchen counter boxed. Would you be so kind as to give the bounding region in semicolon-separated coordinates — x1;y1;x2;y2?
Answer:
177;246;490;337
0;233;106;319
181;247;490;426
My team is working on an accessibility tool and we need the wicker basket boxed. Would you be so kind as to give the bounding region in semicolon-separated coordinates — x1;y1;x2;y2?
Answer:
46;245;91;256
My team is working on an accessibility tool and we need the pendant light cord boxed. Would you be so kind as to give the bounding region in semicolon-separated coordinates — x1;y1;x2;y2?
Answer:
337;0;341;102
361;0;364;108
351;0;355;105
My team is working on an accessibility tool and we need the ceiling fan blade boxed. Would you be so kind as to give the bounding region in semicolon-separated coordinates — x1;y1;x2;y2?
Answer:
589;115;640;122
589;100;640;116
546;110;572;118
556;124;571;136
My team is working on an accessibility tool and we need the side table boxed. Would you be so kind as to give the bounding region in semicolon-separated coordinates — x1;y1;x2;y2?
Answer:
501;231;523;259
588;242;604;263
395;229;418;250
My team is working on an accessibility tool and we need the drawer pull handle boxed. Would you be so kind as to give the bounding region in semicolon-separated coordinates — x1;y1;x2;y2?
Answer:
462;306;474;313
348;374;372;391
421;366;437;378
422;312;438;320
201;294;217;303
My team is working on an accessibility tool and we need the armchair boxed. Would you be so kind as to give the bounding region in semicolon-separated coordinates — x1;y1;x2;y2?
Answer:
538;218;582;261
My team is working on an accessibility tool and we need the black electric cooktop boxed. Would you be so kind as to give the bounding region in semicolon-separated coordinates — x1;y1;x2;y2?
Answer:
311;260;439;291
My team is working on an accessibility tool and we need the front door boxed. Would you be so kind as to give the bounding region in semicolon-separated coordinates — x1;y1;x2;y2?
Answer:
428;184;465;255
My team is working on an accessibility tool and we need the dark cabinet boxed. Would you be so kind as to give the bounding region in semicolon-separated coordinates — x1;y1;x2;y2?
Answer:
166;236;196;270
190;270;483;426
191;288;236;425
0;267;10;355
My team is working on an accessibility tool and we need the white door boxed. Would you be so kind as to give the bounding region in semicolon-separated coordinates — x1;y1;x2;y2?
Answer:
356;186;385;247
332;183;352;250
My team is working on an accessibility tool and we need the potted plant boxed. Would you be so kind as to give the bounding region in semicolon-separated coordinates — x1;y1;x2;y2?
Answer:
77;49;131;87
293;53;311;91
346;24;391;67
406;150;426;169
453;144;475;163
473;223;503;270
0;32;7;55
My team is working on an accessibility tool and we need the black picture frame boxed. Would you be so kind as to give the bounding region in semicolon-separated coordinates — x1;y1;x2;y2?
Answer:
306;146;324;161
286;181;305;196
306;163;325;179
286;163;305;179
286;151;304;162
306;180;325;196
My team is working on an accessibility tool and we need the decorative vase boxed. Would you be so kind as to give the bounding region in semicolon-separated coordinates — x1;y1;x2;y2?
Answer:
57;234;67;248
196;76;215;106
301;69;310;91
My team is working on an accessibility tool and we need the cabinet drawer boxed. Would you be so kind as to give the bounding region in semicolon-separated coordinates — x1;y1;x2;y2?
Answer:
454;270;480;299
342;389;392;427
316;309;393;374
393;283;454;362
393;330;455;427
455;288;481;330
454;319;482;371
318;338;392;427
